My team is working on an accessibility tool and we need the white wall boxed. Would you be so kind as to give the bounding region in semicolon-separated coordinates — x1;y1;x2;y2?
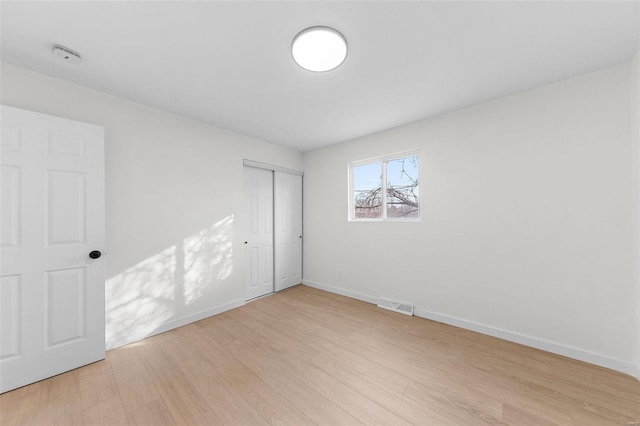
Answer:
631;51;640;377
304;61;639;377
1;63;303;349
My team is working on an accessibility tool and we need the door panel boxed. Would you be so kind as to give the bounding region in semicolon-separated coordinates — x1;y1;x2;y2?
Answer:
0;275;20;360
45;268;86;347
274;172;302;291
1;165;20;247
243;167;274;300
0;105;105;393
47;171;86;244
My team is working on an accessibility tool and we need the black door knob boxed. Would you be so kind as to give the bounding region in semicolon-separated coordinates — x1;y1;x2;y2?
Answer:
89;250;102;259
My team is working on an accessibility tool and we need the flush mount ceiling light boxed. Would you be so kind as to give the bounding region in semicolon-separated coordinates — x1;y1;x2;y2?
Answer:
292;26;347;72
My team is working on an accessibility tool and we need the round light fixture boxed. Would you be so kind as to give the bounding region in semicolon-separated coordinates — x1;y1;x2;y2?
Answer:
292;26;347;72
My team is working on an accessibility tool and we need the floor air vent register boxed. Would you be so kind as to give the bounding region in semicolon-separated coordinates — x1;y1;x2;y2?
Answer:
377;297;414;316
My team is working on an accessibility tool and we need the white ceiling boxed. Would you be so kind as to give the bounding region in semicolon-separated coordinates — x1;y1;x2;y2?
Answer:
1;1;639;152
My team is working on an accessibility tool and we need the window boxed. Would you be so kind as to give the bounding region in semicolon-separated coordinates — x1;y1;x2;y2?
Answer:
349;152;420;220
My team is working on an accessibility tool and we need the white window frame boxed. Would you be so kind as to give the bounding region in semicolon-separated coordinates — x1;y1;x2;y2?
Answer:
348;150;421;222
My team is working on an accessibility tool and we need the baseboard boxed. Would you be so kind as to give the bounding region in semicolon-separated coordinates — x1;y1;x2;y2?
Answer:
106;298;245;350
302;279;377;305
301;280;639;380
412;308;639;380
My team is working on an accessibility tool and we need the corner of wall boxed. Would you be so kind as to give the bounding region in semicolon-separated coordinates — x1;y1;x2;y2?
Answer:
631;49;640;380
105;298;245;351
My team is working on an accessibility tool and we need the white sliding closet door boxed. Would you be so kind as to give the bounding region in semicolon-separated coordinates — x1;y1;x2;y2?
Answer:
243;164;303;300
274;172;302;291
243;167;274;300
0;105;105;393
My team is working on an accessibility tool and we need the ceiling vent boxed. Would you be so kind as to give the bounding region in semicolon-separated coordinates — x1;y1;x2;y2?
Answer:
52;45;82;64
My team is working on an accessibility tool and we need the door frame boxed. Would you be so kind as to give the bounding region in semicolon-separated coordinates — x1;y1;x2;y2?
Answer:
243;160;303;177
242;160;303;300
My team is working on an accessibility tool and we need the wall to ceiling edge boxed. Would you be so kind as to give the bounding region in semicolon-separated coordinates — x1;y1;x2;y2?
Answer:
0;62;303;350
303;56;640;379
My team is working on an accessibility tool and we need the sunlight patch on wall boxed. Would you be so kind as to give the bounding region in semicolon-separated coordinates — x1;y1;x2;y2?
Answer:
105;215;234;350
105;245;177;349
183;215;234;305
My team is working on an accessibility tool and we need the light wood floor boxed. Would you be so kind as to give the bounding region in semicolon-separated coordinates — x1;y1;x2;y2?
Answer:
1;285;639;425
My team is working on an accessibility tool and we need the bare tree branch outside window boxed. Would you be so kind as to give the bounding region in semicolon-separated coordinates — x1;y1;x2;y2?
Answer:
352;155;419;219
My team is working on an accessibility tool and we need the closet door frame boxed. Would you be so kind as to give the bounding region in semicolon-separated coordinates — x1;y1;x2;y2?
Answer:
243;160;303;300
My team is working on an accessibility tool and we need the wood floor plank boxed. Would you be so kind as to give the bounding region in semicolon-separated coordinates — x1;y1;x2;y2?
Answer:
24;388;85;426
108;343;162;415
80;394;128;426
403;378;504;421
226;339;364;425
191;314;238;346
136;337;224;425
250;298;412;394
158;329;269;426
501;402;563;426
74;359;120;411
37;370;78;406
127;399;175;426
1;284;638;426
310;350;477;425
347;324;638;423
465;349;640;422
0;380;46;425
228;339;411;426
285;310;506;422
217;359;317;425
216;310;409;425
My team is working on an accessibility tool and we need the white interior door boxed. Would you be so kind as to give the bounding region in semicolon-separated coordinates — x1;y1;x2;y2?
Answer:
274;172;302;291
0;105;105;393
243;167;274;300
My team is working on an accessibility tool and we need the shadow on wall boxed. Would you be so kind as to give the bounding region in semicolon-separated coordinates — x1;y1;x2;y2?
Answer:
105;215;234;349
